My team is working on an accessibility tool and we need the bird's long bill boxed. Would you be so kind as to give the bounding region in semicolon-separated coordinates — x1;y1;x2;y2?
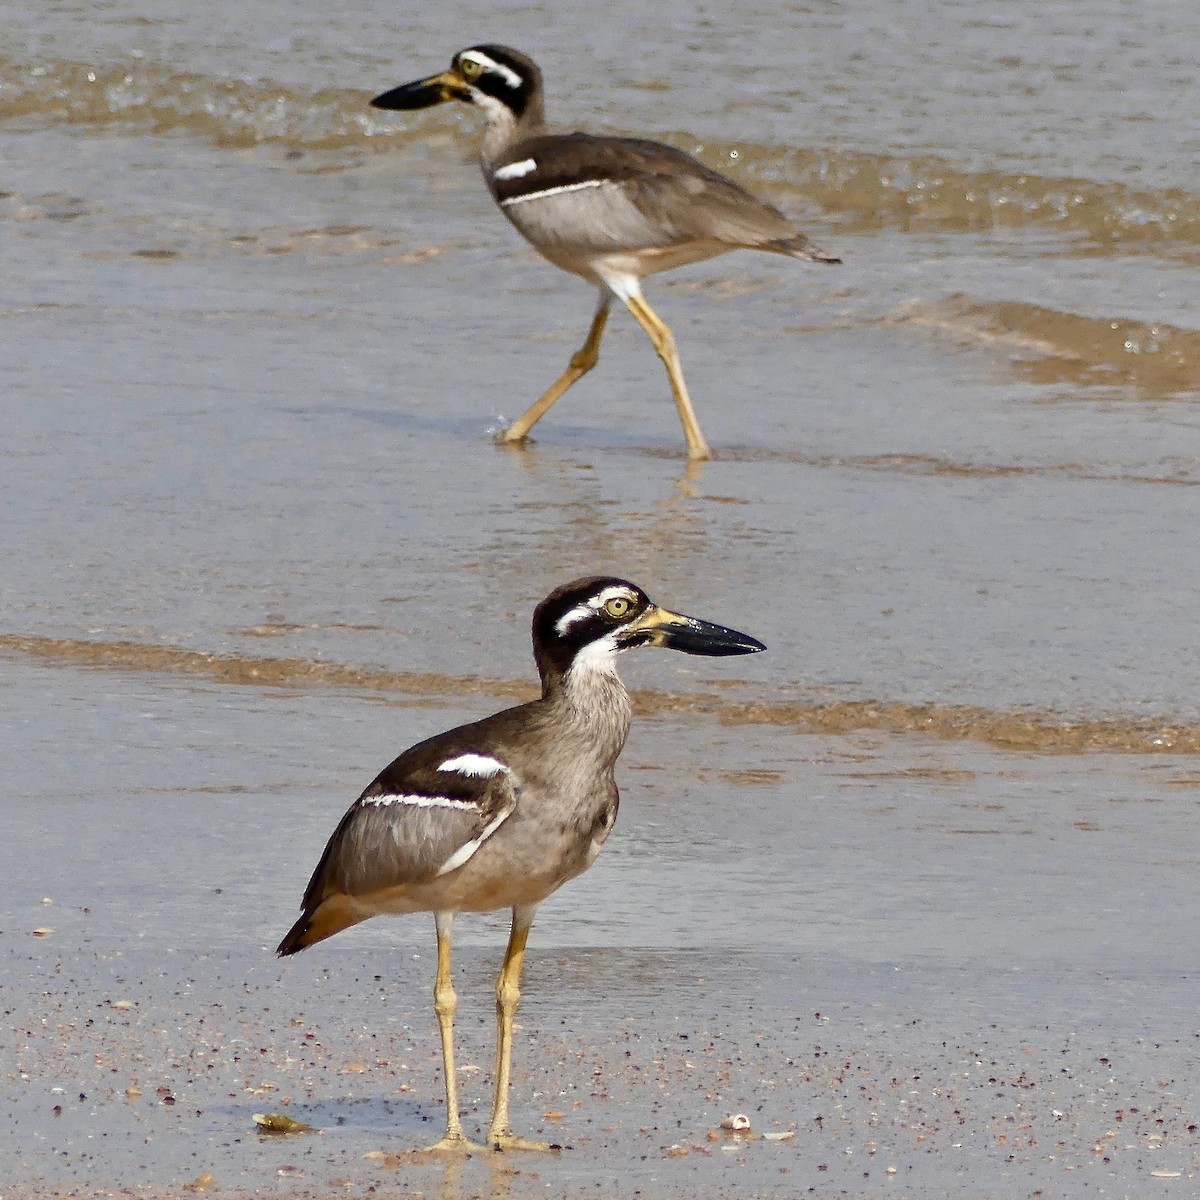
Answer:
370;70;467;111
630;606;766;657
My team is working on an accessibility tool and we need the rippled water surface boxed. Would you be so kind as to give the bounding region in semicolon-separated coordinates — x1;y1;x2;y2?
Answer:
2;2;1199;1195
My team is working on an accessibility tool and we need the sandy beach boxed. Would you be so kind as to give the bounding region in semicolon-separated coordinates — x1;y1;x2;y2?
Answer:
4;669;1199;1196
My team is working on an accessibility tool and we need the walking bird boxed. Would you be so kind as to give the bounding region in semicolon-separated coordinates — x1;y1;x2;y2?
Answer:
371;45;840;459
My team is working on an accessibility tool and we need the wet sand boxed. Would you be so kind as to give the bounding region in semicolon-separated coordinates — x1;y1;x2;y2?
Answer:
7;942;1199;1199
3;663;1200;1197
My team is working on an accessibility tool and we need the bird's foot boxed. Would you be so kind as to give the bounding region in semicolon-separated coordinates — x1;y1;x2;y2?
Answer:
487;1131;562;1153
495;425;530;447
419;1130;489;1154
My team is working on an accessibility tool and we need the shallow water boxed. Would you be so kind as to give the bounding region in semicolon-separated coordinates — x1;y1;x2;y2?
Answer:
3;666;1200;1195
2;1;1199;1195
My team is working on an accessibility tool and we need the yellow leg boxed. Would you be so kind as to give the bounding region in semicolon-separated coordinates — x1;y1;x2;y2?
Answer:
487;909;554;1152
422;914;485;1153
499;297;611;445
621;292;713;461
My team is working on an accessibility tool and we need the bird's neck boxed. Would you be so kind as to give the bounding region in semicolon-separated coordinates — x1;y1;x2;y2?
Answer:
544;653;633;763
478;98;546;170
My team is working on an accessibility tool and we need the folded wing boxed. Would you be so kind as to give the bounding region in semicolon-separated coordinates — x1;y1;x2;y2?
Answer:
277;745;520;954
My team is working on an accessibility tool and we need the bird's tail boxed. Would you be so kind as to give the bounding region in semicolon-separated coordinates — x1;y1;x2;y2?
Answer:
766;233;842;264
276;912;315;957
805;245;842;264
276;894;366;957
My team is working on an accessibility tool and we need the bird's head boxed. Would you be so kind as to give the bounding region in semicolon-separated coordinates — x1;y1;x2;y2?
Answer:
532;576;765;688
370;45;542;125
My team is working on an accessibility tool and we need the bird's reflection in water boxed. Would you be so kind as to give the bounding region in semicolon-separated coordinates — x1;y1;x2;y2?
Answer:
426;1143;520;1200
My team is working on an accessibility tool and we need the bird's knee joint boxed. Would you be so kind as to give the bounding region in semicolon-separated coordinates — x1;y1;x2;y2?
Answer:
434;986;458;1020
495;981;521;1014
650;335;675;362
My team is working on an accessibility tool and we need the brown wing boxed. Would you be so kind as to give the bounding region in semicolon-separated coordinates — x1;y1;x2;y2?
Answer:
308;776;514;901
276;723;522;955
493;133;836;258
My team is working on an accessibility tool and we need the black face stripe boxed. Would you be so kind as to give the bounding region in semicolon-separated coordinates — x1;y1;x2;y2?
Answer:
531;576;651;678
456;44;540;119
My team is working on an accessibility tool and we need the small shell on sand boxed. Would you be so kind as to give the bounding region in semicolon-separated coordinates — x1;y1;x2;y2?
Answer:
252;1112;314;1134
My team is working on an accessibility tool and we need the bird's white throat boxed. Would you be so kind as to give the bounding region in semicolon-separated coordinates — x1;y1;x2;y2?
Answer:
561;631;633;745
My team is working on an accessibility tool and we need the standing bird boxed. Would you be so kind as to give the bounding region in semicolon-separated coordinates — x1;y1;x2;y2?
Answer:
370;45;839;460
277;577;764;1151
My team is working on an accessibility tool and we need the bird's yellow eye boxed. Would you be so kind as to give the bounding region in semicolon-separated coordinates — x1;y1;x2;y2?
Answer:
459;58;483;79
604;596;632;619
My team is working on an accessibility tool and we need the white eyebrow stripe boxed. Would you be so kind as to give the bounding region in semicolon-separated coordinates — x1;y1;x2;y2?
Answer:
438;753;506;777
461;50;523;90
362;793;477;811
494;157;537;180
500;179;607;207
554;603;594;634
554;586;639;634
